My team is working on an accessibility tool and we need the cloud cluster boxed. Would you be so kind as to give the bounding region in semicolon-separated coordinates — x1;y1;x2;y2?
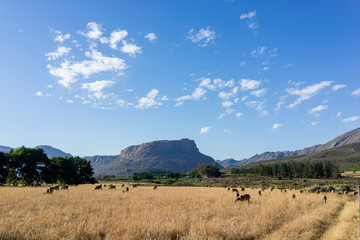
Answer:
136;89;168;109
351;88;360;97
308;104;328;114
286;81;333;108
45;46;71;60
240;10;258;29
187;27;216;47
200;126;211;134
145;33;157;42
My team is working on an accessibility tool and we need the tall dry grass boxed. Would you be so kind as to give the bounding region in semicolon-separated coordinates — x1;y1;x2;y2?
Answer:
0;185;358;240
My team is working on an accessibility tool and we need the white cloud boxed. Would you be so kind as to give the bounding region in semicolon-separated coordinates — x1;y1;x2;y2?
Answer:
251;46;266;57
198;77;235;91
236;112;243;118
45;46;71;60
272;123;282;129
263;66;270;71
336;112;342;118
239;61;246;67
53;31;70;43
126;89;133;92
341;116;360;123
145;32;157;42
187;27;216;47
101;29;128;49
120;41;142;56
275;101;285;111
240;11;256;20
332;84;346;91
222;101;233;108
351;88;360;97
200;126;211;134
240;79;261;90
223;129;230;133
311;121;319;126
218;87;238;100
250;88;266;97
35;91;43;97
47;50;127;88
176;87;207;104
283;63;294;68
82;100;91;104
46;84;53;89
308;105;328;114
286;81;333;108
81;80;115;92
136;89;165;109
79;22;103;39
66;99;73;104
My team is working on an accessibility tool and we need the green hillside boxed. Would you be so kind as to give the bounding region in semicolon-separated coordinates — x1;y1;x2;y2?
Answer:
224;142;360;173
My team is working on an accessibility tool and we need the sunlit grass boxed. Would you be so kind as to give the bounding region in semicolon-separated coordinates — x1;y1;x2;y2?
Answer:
0;185;358;240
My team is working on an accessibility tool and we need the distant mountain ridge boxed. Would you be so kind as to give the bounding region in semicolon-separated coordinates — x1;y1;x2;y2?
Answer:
217;127;360;168
86;139;218;176
0;145;72;159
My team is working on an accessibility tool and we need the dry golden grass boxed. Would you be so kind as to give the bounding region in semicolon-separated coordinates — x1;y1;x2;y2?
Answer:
0;185;358;240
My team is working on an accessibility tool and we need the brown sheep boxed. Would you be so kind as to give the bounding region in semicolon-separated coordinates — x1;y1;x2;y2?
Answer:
60;185;69;191
108;185;116;190
258;190;262;196
227;187;231;191
123;187;129;193
121;184;125;187
291;194;296;199
153;186;157;190
354;191;358;196
52;185;60;191
132;184;137;188
270;187;274;192
299;189;304;194
94;184;102;190
235;194;250;203
241;188;245;192
321;195;327;204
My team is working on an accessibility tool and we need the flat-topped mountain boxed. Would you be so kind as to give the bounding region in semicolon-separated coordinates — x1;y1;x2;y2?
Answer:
217;127;360;168
88;139;218;176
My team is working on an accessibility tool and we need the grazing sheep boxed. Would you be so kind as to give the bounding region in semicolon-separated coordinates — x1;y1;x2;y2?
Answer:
132;184;137;188
227;187;231;191
94;184;102;190
121;184;125;187
43;187;53;195
258;190;262;196
123;187;129;193
354;191;358;196
241;188;245;192
235;194;251;203
291;194;296;199
232;188;239;193
234;191;240;198
289;187;293;191
153;186;157;190
52;185;60;191
108;185;116;190
104;184;107;187
299;189;304;194
321;195;327;204
60;185;69;191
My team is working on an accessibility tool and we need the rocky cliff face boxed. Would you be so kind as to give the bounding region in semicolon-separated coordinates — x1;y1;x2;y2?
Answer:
93;139;217;176
218;128;360;168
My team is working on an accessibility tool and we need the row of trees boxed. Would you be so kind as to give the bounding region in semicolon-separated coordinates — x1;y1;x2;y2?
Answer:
0;147;96;186
231;161;340;179
132;170;185;180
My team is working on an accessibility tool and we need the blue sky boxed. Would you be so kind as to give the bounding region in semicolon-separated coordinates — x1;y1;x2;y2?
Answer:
0;1;359;160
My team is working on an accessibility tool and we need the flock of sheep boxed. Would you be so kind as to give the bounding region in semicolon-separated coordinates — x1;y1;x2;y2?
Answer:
42;183;357;206
228;185;358;204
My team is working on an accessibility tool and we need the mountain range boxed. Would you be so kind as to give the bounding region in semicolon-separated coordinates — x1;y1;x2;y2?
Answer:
216;127;360;168
0;145;72;159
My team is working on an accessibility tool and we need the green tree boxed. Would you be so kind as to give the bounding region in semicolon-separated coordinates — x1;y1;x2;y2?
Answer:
0;152;9;185
195;163;221;178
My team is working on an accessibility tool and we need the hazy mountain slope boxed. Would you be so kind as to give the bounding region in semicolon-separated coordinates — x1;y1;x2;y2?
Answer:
0;145;13;153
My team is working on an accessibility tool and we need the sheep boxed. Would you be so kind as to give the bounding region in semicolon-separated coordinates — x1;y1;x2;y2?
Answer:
227;187;231;191
60;185;69;191
121;184;125;187
43;187;54;195
316;190;320;194
241;188;245;192
344;191;348;195
104;184;107;187
108;185;116;190
235;194;250;203
299;189;304;194
291;194;296;199
132;184;137;188
270;187;274;192
123;187;129;193
153;186;157;190
289;187;293;191
258;190;262;196
354;191;358;196
52;185;60;191
232;188;239;193
321;195;327;204
94;184;102;190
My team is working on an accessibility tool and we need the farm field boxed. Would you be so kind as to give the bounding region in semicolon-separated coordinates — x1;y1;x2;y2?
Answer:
0;185;358;240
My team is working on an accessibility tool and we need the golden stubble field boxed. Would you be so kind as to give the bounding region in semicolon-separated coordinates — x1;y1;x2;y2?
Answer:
0;185;358;240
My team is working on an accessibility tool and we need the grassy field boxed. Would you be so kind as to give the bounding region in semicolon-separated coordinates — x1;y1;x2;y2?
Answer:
0;185;358;240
